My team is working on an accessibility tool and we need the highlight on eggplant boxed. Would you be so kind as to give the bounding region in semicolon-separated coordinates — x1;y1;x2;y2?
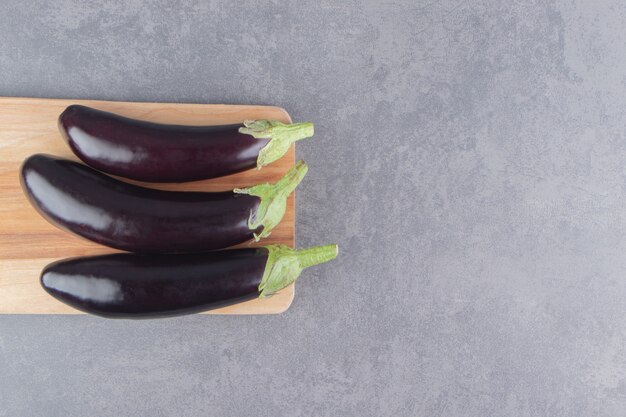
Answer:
20;154;307;253
40;244;339;318
59;104;314;182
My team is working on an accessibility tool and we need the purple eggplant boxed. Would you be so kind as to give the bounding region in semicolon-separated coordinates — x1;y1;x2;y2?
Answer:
40;244;338;318
20;154;306;253
58;105;314;182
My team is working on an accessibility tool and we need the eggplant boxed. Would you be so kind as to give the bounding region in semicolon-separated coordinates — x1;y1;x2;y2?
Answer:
40;244;338;318
58;105;314;182
21;154;306;253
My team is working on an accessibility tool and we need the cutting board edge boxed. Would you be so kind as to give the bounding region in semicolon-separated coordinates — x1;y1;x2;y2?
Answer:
0;96;293;124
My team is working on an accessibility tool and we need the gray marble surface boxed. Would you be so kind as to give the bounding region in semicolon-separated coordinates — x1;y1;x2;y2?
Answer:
1;1;626;416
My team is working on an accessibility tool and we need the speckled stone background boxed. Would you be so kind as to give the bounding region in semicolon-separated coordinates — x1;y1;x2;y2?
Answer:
1;1;626;416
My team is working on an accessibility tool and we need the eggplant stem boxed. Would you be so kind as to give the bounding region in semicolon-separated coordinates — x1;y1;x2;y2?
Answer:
258;244;339;298
239;120;314;168
233;160;308;240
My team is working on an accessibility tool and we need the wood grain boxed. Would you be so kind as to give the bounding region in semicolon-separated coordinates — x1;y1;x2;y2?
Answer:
0;97;295;315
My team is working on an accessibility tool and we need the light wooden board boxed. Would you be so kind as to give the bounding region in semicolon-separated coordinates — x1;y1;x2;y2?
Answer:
0;97;295;315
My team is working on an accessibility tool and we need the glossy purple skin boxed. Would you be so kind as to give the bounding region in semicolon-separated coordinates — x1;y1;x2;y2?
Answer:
59;105;270;182
20;154;261;253
41;248;269;318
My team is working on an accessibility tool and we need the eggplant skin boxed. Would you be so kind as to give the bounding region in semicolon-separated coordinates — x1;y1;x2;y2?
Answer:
20;154;261;253
41;248;269;318
59;105;269;182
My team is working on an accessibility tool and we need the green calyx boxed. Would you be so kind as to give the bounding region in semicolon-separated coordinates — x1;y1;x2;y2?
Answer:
239;120;314;168
258;244;339;298
234;160;308;240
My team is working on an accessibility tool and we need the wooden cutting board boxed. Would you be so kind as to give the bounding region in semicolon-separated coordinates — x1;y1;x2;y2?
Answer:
0;97;295;315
